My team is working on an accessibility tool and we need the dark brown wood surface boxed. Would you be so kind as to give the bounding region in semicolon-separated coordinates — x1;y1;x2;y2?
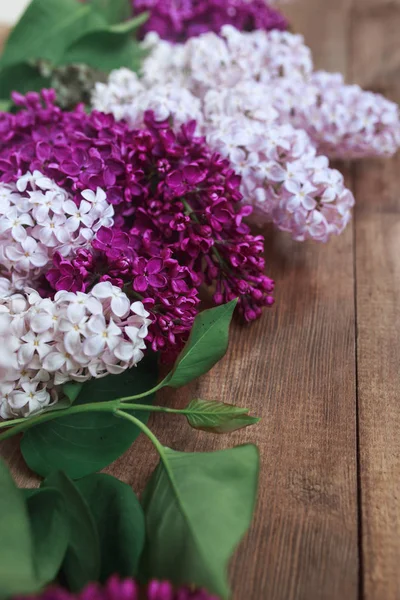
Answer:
1;1;400;598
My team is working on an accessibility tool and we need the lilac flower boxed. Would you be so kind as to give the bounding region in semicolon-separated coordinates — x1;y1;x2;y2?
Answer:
92;227;131;259
0;288;151;418
166;164;207;195
0;91;274;352
133;257;167;293
133;0;288;43
0;174;113;289
46;252;87;293
15;576;219;600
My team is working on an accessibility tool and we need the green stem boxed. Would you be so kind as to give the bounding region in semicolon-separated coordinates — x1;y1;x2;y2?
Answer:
0;400;120;442
0;396;215;443
0;399;192;443
115;410;165;457
115;411;188;524
0;416;29;429
118;378;169;402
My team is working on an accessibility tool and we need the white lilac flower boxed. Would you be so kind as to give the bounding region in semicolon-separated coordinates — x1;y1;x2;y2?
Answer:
91;281;134;319
0;289;151;418
0;174;113;288
92;24;399;241
216;119;354;241
91;42;354;242
141;26;313;93
93;72;203;129
277;71;400;159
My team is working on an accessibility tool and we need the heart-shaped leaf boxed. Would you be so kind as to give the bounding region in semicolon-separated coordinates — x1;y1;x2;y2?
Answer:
75;474;145;581
42;472;100;592
26;488;69;585
161;300;237;389
185;399;260;433
0;460;39;598
61;30;147;72
21;353;158;479
141;444;259;599
0;0;106;69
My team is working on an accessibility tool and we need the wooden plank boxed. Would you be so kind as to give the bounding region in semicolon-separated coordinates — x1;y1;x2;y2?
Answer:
284;0;353;75
351;2;400;598
354;156;400;600
110;228;359;600
0;25;8;49
223;226;359;600
0;4;360;598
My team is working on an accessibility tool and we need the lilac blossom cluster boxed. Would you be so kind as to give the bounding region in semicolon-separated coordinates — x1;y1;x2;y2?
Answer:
93;24;400;240
133;0;288;43
140;26;400;161
0;173;113;289
0;90;274;359
16;576;218;600
275;72;400;159
44;229;202;357
0;280;150;419
93;62;354;241
141;27;313;95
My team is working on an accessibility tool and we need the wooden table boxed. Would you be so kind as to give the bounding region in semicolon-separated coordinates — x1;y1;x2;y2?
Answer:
1;1;400;598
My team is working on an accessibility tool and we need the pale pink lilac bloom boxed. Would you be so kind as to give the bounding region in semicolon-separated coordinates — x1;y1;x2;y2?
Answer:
0;173;113;289
0;286;151;419
141;26;313;94
92;25;400;239
139;25;400;159
93;65;355;242
93;70;204;129
276;71;400;159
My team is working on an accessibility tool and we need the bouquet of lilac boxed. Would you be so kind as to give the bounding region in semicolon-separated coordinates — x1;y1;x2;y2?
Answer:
0;89;276;419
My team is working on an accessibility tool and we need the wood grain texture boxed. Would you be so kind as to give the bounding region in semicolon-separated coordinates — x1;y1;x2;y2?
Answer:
0;25;8;49
351;1;400;598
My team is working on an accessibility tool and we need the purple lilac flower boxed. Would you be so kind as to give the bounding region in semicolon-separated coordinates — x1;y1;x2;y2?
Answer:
15;576;219;600
0;91;274;355
133;0;288;43
43;230;201;357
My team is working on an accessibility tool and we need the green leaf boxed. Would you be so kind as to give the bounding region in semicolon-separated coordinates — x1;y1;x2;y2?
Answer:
75;474;145;581
0;0;106;69
21;354;158;479
0;63;50;100
63;381;84;405
163;300;237;389
141;444;259;599
0;460;39;597
39;381;83;416
90;0;132;24
185;399;260;433
61;30;147;72
26;488;70;585
42;472;100;592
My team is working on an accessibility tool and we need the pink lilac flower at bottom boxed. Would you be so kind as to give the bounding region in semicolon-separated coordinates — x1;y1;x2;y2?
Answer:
15;576;219;600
